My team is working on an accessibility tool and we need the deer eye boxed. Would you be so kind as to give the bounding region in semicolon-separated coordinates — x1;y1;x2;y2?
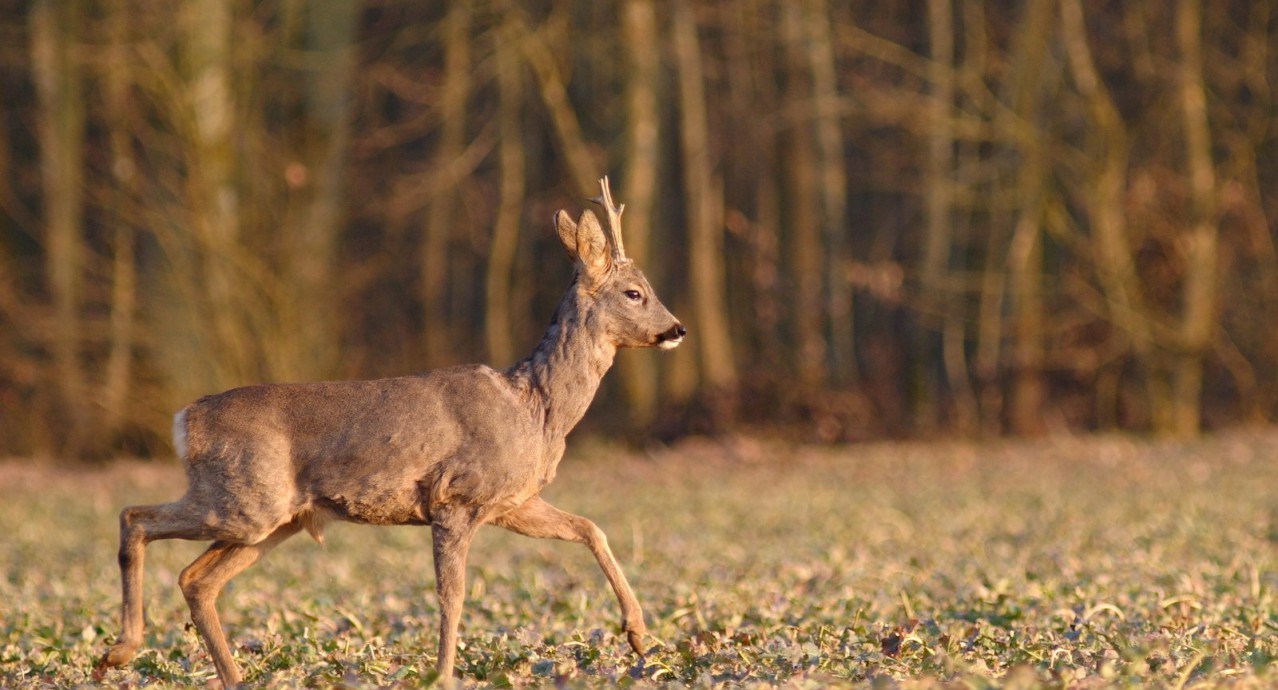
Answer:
623;289;642;302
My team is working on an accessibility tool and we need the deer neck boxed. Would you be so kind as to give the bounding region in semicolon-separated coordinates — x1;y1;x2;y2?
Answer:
508;284;616;441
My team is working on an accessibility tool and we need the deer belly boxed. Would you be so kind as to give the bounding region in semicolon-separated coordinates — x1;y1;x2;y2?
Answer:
316;487;430;526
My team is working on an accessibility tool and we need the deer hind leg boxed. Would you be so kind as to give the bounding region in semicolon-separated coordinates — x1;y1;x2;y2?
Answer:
95;501;227;677
430;506;482;680
493;496;648;655
179;522;301;689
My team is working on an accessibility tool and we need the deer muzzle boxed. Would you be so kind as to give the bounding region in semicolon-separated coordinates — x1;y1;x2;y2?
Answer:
656;323;687;350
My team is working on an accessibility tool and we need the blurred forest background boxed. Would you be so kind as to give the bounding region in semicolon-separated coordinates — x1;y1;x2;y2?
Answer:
2;0;1277;459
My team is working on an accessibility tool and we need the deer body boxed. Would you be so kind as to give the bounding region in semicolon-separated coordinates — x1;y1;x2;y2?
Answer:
96;178;684;687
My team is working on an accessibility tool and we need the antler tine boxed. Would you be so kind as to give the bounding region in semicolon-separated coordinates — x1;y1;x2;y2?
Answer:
590;176;627;261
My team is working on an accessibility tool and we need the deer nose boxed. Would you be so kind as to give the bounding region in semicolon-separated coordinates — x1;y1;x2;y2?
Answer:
657;323;686;346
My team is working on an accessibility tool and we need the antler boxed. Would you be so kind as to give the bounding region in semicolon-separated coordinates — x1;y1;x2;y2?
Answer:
591;176;627;262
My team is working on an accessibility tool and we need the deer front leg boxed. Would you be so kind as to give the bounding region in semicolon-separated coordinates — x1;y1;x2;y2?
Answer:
493;496;648;655
431;508;481;679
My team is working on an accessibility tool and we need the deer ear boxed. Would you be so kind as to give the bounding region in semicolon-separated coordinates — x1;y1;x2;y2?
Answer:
573;210;611;278
555;210;580;262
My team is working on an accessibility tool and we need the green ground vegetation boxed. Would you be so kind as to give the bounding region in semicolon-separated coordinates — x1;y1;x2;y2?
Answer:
3;431;1278;688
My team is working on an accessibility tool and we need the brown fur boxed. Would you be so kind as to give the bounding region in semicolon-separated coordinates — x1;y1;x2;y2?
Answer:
94;178;684;687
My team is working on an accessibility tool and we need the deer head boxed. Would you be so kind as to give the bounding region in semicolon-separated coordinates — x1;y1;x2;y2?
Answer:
554;177;685;350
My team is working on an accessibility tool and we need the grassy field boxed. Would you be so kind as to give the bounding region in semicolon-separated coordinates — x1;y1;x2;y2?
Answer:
3;431;1278;688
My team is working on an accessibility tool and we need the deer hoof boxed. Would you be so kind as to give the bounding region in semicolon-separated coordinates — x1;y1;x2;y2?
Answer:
93;649;127;679
93;643;136;679
622;619;648;656
626;629;645;656
623;618;649;654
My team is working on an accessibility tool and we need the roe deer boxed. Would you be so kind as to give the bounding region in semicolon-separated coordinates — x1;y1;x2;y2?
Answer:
94;177;685;688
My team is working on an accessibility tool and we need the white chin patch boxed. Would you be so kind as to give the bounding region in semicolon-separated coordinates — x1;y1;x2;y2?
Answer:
658;337;683;350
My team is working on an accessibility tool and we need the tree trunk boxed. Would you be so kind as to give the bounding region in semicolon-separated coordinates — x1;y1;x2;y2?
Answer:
914;0;956;434
724;0;784;382
287;0;360;381
30;0;89;456
1005;0;1054;436
1172;0;1219;437
485;25;526;368
1007;192;1045;436
673;2;737;397
422;2;470;367
617;0;661;426
516;7;598;197
781;0;826;393
184;0;249;387
805;0;854;385
1060;0;1166;430
922;0;954;321
101;0;139;442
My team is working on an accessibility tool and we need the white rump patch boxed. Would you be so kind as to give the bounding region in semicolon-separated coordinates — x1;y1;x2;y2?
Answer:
172;408;189;459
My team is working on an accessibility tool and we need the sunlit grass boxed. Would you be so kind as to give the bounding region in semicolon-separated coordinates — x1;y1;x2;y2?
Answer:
4;431;1278;687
